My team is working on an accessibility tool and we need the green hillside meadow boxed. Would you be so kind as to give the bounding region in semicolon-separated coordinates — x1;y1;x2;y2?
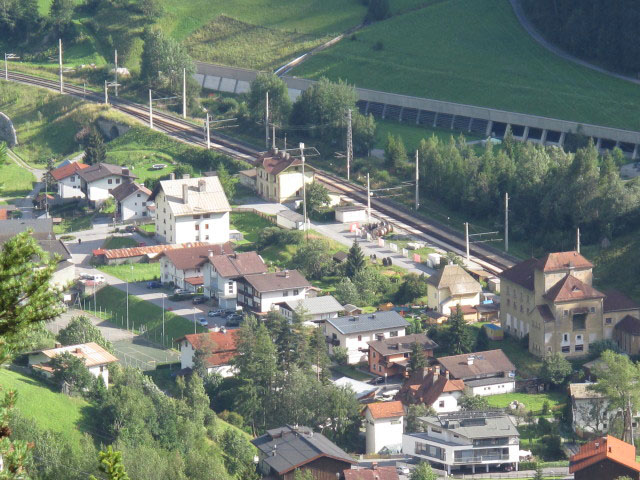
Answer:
293;0;640;132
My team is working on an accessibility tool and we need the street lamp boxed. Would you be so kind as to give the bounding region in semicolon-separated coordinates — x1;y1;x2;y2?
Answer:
4;53;18;81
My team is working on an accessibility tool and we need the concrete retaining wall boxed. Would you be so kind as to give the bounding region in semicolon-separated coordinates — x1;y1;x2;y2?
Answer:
96;119;131;141
195;61;640;158
0;112;18;147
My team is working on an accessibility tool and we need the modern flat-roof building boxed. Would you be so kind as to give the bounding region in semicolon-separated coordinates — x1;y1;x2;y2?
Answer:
403;411;520;475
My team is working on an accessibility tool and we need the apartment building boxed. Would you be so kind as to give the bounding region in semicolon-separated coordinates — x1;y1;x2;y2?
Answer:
500;251;640;357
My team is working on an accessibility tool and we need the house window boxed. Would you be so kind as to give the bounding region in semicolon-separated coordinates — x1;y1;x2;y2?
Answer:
605;317;612;324
116;178;120;184
142;202;146;206
205;224;209;229
137;193;141;197
293;289;299;295
378;365;382;372
572;313;586;331
205;235;209;240
390;331;398;337
108;179;113;184
372;352;376;358
70;176;75;182
439;401;445;408
562;346;570;353
195;225;199;231
376;334;384;341
563;310;569;316
590;307;595;313
204;214;210;218
575;345;584;352
507;299;510;306
563;334;568;342
358;335;362;341
194;215;201;219
283;290;289;297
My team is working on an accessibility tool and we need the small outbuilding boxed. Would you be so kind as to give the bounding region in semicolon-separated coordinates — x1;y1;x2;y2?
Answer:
276;209;305;230
484;323;504;340
335;205;367;223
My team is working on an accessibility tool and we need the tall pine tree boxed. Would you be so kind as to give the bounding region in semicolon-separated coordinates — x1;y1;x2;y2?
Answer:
345;240;365;279
446;306;472;355
83;130;106;165
408;340;427;373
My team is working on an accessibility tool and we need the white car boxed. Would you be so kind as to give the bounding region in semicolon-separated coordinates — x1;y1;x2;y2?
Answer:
396;465;410;475
198;317;209;327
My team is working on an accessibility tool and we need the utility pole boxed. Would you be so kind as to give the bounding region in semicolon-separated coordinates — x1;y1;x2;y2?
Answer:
114;49;118;97
367;172;371;225
265;91;269;150
415;149;420;210
576;227;581;253
58;38;63;94
284;133;287;151
272;125;276;150
346;108;353;181
301;143;308;240
149;89;153;128
205;113;211;150
126;275;129;331
465;222;470;262
182;68;187;119
162;293;165;341
4;53;18;81
104;80;108;104
505;192;509;253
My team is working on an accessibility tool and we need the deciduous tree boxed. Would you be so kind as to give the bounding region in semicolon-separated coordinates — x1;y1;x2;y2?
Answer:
57;315;114;352
410;462;438;480
541;352;572;387
247;73;291;127
50;351;94;394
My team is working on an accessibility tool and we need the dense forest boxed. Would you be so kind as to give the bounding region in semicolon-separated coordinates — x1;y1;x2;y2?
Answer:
522;0;640;76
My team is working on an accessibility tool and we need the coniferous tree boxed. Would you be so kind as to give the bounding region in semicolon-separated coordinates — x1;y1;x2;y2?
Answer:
90;446;130;480
83;130;106;165
408;341;427;374
345;240;365;279
446;306;472;355
474;325;490;352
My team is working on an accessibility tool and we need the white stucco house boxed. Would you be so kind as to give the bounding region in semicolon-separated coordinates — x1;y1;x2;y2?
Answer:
50;161;89;199
364;401;404;454
403;411;520;475
78;163;137;207
111;181;152;222
278;295;344;325
396;366;465;413
324;311;409;364
176;329;239;377
158;243;233;292
436;350;516;397
236;270;310;314
28;342;118;387
426;264;482;315
151;175;231;245
203;251;267;310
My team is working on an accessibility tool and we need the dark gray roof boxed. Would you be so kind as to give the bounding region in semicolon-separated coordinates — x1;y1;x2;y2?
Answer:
111;181;151;202
243;270;310;293
368;333;438;356
252;425;355;475
417;411;519;439
78;163;135;183
0;220;70;263
277;209;304;222
326;311;409;335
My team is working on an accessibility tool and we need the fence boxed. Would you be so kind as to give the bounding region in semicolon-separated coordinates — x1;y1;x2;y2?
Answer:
231;207;277;224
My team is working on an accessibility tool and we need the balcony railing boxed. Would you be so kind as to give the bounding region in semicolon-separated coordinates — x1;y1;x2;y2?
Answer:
453;454;509;464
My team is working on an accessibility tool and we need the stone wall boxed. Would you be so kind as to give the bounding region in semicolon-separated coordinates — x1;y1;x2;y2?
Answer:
0;112;18;147
96;118;130;141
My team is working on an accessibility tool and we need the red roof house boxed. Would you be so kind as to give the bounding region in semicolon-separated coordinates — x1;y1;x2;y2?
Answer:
570;435;640;480
175;329;239;377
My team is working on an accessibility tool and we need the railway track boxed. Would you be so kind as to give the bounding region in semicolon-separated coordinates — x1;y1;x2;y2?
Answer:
4;70;516;274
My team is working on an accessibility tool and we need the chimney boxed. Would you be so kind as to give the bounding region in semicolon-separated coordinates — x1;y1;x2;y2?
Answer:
198;179;206;192
467;356;474;365
208;249;213;257
422;367;430;379
433;365;440;383
55;342;62;348
122;168;130;176
182;184;189;204
273;147;278;155
372;462;377;470
169;172;175;180
445;371;450;380
284;269;290;278
182;174;190;179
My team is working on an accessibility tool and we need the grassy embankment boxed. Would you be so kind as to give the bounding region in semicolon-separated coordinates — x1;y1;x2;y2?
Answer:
293;0;640;132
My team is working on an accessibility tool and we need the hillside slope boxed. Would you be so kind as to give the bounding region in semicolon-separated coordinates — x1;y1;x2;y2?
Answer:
292;0;640;132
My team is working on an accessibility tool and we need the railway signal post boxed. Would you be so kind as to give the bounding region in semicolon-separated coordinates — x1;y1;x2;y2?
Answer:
58;38;63;93
4;53;18;81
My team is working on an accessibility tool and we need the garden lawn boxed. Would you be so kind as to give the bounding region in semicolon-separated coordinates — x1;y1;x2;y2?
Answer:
230;211;274;244
138;223;156;233
52;213;94;234
92;285;206;341
293;0;640;132
98;263;161;282
0;162;35;202
486;392;566;415
102;236;139;250
0;368;94;451
330;364;374;382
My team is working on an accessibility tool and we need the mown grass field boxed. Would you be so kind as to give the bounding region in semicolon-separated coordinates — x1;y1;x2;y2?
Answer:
486;392;566;415
102;236;139;250
0;368;94;450
0;163;35;202
93;285;206;341
293;0;640;132
98;263;161;282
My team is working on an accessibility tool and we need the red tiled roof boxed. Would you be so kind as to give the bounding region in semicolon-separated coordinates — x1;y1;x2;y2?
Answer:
366;401;404;420
158;243;234;270
437;349;515;380
261;152;303;176
176;330;239;368
537;251;593;272
209;251;267;278
50;162;89;181
458;305;477;315
0;210;7;220
604;290;640;313
570;435;640;474
395;368;465;406
543;274;605;303
184;276;204;286
344;467;399;480
92;242;212;260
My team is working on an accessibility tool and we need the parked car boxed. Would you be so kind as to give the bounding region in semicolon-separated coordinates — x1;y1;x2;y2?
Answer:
198;317;209;327
396;465;410;475
369;376;385;385
125;225;136;233
192;296;207;305
146;281;162;289
225;314;243;326
208;309;224;317
174;288;190;295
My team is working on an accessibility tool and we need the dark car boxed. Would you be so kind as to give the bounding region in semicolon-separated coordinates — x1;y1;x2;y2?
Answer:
125;225;136;233
192;296;207;305
146;281;162;289
369;376;385;385
225;314;243;327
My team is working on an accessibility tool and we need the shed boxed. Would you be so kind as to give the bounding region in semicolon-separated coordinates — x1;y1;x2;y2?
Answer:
426;253;442;269
335;205;367;223
276;209;305;230
488;277;501;293
238;168;257;189
484;323;504;340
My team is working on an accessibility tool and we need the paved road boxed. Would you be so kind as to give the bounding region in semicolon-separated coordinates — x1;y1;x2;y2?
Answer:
7;149;45;219
46;308;135;343
509;0;640;86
